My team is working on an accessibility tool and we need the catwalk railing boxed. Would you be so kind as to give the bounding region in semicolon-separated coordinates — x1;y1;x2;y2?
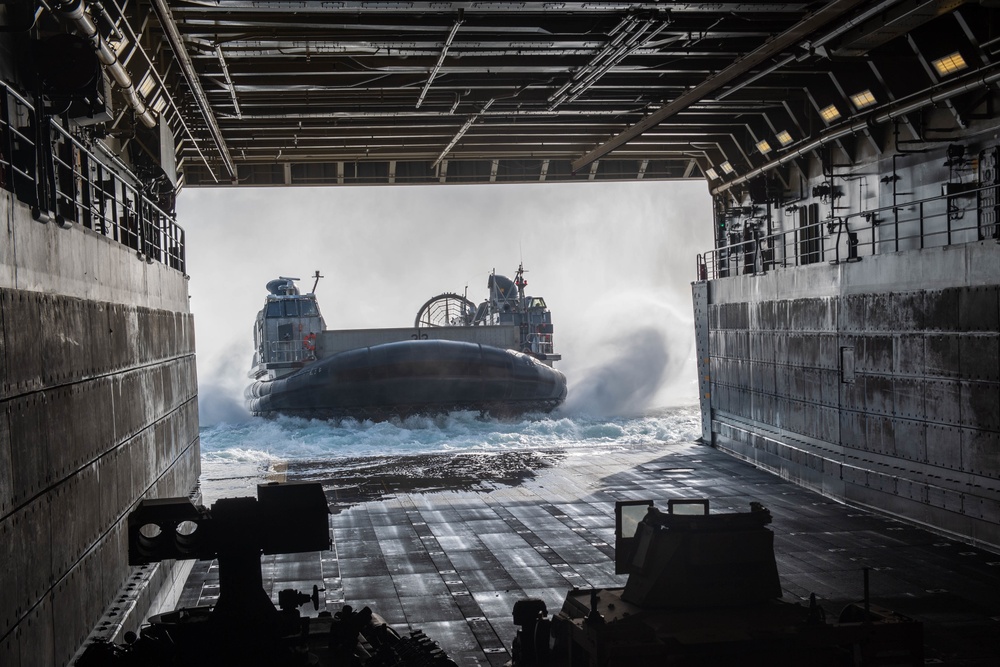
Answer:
0;81;185;273
697;186;1000;281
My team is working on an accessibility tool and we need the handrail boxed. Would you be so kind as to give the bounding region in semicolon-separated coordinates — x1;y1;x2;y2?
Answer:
268;340;312;364
0;79;186;273
528;332;555;355
696;184;999;281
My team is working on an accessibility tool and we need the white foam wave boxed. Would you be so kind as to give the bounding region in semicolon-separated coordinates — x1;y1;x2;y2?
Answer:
199;405;702;463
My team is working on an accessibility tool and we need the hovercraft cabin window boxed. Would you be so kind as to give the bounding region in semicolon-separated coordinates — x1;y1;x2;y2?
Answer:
265;299;318;318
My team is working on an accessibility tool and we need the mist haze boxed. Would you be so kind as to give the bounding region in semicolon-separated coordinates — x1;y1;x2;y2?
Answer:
178;181;712;425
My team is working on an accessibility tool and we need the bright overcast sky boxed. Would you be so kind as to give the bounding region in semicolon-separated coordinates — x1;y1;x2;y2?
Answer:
177;180;713;425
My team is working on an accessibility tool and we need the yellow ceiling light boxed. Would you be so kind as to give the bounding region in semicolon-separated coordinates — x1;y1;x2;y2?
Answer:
932;52;968;76
820;104;841;122
756;139;772;154
705;167;719;180
720;161;734;174
776;130;793;146
138;73;157;98
850;89;876;109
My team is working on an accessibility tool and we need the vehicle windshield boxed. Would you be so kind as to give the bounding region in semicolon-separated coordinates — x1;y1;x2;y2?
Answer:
265;298;319;318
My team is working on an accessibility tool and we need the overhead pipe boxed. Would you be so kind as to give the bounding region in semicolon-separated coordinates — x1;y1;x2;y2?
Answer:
150;0;236;180
712;60;1000;195
715;0;903;102
54;0;157;128
173;0;661;12
98;0;218;181
571;0;871;172
433;98;494;168
563;22;669;106
416;16;463;109
549;15;671;110
230;107;641;121
90;1;125;44
183;36;603;59
216;44;242;120
548;17;636;107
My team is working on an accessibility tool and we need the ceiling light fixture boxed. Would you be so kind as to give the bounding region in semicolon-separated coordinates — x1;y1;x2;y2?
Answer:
756;140;772;154
820;104;841;122
776;130;793;146
705;167;719;180
932;52;968;77
720;161;734;174
138;73;156;98
850;90;876;109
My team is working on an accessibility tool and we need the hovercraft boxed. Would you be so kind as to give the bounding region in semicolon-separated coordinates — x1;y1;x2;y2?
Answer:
245;265;566;419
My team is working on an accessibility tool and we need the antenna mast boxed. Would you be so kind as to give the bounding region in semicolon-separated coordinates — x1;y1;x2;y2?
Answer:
514;262;528;307
311;270;324;294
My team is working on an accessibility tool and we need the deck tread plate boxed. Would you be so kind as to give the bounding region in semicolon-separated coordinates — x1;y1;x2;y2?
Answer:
183;442;1000;665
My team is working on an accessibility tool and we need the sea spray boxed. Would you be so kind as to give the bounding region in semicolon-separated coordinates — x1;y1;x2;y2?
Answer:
198;406;701;502
203;406;698;457
559;292;694;415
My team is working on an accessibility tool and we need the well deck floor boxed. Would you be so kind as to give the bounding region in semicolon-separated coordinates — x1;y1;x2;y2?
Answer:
182;441;1000;666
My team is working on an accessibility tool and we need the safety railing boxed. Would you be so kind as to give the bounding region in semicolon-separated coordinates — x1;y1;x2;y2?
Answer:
0;80;185;273
696;185;999;281
528;333;555;355
267;340;312;364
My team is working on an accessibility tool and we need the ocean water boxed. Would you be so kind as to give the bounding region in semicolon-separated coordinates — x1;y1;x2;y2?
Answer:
197;405;702;503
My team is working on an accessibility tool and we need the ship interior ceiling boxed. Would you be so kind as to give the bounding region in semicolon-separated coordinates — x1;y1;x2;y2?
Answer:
2;0;1000;665
3;0;996;192
21;0;982;189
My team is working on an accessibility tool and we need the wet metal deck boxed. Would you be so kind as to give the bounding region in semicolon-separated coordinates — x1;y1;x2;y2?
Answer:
182;441;1000;666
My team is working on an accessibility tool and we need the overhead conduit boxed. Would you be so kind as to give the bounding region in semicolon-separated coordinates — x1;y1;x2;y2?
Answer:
55;0;157;128
548;14;671;110
150;0;236;180
570;0;872;172
712;59;1000;196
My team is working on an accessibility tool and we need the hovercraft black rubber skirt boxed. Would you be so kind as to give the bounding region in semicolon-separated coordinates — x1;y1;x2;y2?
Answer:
246;339;567;419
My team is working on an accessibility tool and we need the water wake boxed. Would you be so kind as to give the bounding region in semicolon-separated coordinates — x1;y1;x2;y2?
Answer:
201;405;701;461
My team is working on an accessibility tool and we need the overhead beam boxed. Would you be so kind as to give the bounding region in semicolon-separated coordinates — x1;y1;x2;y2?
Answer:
713;58;1000;194
416;17;463;109
571;0;869;172
151;0;236;180
433;98;494;168
215;45;242;119
169;2;812;15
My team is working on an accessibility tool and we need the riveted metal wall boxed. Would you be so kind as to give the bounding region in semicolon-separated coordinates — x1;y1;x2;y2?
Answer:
692;281;712;442
0;284;199;666
707;243;1000;549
